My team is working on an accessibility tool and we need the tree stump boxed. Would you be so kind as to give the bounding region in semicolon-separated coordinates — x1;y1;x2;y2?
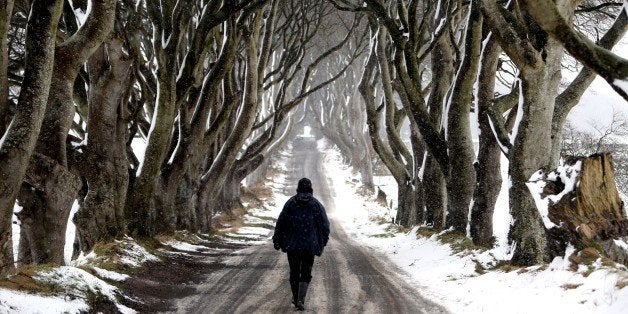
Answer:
542;153;628;264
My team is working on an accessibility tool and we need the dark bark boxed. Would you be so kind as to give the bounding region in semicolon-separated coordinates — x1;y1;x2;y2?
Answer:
125;58;178;236
445;0;483;232
481;0;574;266
423;33;455;229
16;153;81;265
125;2;193;236
0;0;14;134
396;179;416;226
424;158;447;228
199;11;265;227
409;125;426;225
470;34;502;247
0;0;63;275
74;36;132;253
16;0;116;266
154;16;243;234
373;24;416;226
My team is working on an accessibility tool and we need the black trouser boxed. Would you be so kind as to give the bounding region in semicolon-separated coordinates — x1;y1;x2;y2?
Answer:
287;252;315;301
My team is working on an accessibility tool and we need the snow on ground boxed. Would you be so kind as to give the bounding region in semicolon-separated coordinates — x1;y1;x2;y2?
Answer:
162;240;211;253
0;235;157;313
35;266;134;314
323;146;628;314
91;266;130;282
0;265;135;314
5;140;625;313
0;288;89;314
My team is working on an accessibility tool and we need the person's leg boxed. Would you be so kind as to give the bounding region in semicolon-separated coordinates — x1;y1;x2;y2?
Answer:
287;252;300;306
299;253;315;283
296;253;315;310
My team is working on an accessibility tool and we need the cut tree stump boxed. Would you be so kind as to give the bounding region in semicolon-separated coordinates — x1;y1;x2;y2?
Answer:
543;153;628;264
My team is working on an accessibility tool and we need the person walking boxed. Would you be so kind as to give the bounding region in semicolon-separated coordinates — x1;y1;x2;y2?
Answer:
273;177;330;311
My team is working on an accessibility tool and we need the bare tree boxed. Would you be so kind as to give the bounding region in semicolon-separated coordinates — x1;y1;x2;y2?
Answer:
520;0;628;101
550;7;628;166
15;0;116;266
73;33;133;253
0;0;63;275
0;0;14;135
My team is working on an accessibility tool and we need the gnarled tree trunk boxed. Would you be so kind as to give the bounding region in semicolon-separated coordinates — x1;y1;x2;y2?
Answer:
423;33;454;229
445;1;482;232
0;0;14;134
74;36;132;253
0;0;63;274
16;153;81;264
470;34;502;247
16;0;116;265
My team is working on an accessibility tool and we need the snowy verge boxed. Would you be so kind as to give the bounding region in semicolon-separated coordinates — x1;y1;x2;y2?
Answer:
323;146;628;314
0;235;157;314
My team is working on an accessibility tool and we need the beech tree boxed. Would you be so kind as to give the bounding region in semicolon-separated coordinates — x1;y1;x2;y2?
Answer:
0;0;13;135
520;0;628;101
0;0;63;274
481;0;627;265
14;0;116;266
330;0;481;231
1;0;625;276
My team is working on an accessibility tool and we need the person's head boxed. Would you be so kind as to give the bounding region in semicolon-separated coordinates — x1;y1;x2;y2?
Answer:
297;177;313;194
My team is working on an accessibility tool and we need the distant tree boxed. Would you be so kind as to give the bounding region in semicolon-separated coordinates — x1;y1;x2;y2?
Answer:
311;58;375;191
562;110;628;157
210;1;364;219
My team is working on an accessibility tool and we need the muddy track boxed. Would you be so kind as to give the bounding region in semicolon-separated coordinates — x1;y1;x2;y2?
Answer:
154;141;448;313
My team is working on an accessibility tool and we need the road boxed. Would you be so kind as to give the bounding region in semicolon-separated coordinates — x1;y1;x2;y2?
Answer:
174;140;448;313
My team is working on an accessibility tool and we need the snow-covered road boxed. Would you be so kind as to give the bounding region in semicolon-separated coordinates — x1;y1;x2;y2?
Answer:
174;139;446;313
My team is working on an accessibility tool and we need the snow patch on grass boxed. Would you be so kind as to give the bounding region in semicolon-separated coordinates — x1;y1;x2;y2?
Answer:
91;266;130;282
163;240;208;252
115;238;160;267
32;266;134;314
0;288;89;314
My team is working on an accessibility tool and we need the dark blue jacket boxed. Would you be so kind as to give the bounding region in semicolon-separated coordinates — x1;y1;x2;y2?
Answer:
273;192;330;256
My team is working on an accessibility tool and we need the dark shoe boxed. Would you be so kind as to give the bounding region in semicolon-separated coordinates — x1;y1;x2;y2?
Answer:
296;282;309;311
